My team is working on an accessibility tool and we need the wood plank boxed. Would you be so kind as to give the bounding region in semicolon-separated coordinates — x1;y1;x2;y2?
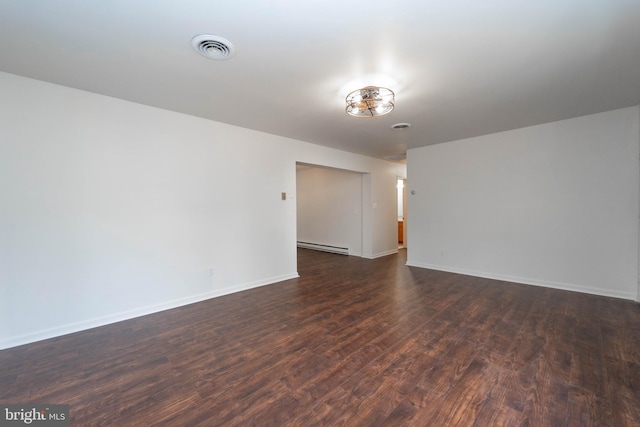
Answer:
1;248;639;426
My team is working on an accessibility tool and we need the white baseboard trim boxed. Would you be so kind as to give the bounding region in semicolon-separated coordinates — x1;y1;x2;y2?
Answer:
362;248;399;259
0;272;299;350
405;261;636;301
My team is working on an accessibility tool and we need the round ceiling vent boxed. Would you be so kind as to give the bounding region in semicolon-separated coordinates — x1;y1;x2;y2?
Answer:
391;123;411;130
192;35;235;60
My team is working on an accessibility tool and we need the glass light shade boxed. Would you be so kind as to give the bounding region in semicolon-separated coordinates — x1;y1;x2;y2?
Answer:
345;86;395;118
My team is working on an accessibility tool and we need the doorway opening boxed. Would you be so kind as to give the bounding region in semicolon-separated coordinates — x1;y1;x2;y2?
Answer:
296;163;365;258
397;178;407;249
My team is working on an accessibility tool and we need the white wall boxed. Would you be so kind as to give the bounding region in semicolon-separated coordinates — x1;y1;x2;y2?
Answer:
0;71;402;349
296;166;364;256
407;106;640;300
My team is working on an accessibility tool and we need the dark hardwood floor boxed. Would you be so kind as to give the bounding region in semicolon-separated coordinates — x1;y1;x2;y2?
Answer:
1;249;639;426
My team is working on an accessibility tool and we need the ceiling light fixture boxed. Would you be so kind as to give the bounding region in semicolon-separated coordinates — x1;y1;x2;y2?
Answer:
345;86;395;118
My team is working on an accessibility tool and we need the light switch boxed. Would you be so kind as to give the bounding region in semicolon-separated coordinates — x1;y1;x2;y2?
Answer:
281;192;287;200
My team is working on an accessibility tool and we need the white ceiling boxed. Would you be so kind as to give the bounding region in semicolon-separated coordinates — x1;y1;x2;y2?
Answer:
1;1;639;160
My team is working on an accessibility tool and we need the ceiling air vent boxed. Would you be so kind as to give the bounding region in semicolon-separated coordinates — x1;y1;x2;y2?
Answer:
192;35;235;60
391;123;411;130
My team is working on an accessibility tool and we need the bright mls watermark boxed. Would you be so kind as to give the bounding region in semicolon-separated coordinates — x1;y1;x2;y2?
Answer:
1;405;69;426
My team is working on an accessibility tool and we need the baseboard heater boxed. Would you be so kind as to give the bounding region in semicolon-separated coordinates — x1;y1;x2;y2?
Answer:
297;241;349;255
